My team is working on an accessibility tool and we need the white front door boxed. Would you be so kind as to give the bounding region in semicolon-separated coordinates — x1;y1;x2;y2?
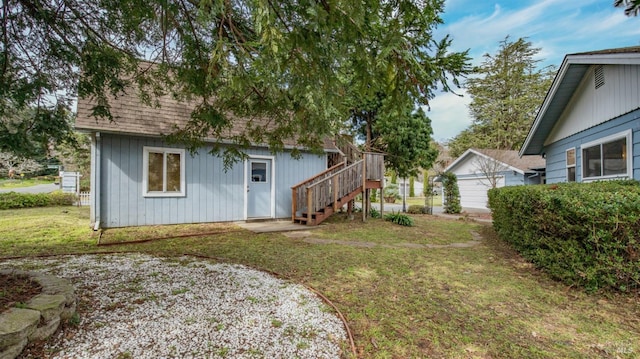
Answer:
246;158;274;218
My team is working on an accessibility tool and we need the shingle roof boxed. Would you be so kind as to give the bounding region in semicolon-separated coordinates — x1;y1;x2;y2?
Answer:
570;46;640;56
75;88;337;151
473;149;545;172
445;148;545;175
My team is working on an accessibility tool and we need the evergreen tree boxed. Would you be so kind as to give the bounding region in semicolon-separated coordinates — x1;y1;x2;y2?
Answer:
1;0;470;163
409;176;415;197
448;37;554;157
371;107;439;178
615;0;640;16
441;172;461;214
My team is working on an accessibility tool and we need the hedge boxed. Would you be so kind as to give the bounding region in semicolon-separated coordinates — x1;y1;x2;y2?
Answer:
0;191;76;210
488;180;640;292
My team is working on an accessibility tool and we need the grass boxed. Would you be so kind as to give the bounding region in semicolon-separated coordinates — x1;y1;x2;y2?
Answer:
1;206;639;358
0;178;55;189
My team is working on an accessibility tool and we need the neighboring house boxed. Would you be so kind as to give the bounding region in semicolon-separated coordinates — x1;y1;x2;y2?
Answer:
398;179;424;197
443;149;545;209
520;46;640;183
75;91;340;229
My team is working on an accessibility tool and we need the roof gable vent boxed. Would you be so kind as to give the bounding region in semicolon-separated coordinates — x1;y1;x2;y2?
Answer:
594;65;605;89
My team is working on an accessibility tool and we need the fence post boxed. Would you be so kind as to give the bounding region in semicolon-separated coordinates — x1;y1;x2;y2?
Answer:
362;154;367;222
307;187;314;225
332;175;339;211
292;187;297;221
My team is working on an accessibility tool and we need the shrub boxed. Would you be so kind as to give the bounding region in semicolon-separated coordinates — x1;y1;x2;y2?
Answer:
48;192;76;206
383;183;400;201
370;189;378;202
0;191;75;210
441;172;461;214
488;180;640;292
369;207;381;218
407;205;425;214
384;211;414;226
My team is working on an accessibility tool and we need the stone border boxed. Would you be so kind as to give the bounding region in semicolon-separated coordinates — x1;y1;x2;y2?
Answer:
0;269;77;359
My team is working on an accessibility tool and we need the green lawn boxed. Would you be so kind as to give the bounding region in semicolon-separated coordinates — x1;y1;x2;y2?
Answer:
1;206;638;358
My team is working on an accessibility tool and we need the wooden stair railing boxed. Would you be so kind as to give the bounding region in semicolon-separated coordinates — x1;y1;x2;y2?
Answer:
292;152;385;226
334;137;362;164
291;161;347;222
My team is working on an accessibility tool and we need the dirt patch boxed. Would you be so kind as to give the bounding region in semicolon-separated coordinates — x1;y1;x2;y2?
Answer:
0;273;42;313
463;212;493;221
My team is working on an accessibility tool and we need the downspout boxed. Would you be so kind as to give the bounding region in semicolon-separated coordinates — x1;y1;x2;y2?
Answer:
93;132;102;231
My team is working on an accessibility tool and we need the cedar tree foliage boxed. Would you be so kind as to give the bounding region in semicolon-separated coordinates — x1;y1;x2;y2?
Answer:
447;37;554;158
615;0;640;16
1;0;470;163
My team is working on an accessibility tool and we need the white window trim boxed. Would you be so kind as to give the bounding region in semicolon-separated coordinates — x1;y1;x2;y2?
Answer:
566;147;576;182
580;130;632;182
143;146;186;197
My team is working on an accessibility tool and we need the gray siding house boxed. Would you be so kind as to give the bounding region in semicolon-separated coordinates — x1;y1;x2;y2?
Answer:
76;91;336;229
520;47;640;183
444;149;545;209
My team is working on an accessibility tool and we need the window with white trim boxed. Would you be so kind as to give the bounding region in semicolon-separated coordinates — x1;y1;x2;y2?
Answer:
581;130;632;181
143;147;186;197
566;148;576;182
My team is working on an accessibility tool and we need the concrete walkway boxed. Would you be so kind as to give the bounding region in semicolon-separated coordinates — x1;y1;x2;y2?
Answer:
0;183;59;194
237;220;312;233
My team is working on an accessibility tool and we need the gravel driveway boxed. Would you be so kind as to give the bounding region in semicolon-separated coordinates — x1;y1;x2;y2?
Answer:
1;254;346;358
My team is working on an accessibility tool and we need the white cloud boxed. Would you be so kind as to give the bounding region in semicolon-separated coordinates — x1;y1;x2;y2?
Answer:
437;0;617;65
430;0;640;139
424;90;473;142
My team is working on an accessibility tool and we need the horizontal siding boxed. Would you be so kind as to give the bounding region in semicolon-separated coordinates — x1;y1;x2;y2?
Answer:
543;108;640;183
99;135;326;227
547;64;640;144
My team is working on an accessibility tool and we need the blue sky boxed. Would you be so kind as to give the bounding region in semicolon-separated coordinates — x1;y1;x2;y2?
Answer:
427;0;640;142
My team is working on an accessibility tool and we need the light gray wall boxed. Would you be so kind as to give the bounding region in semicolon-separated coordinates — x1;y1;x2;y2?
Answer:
98;135;327;227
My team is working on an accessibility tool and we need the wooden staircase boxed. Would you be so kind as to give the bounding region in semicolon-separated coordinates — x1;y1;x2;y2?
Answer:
291;140;385;225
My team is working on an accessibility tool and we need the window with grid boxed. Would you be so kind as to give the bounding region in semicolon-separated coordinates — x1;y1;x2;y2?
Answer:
143;147;186;197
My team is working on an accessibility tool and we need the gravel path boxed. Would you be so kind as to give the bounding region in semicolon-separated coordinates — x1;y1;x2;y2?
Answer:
1;254;347;358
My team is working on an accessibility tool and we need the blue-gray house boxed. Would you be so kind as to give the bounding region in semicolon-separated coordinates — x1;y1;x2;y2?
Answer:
444;148;545;210
520;46;640;183
75;90;341;229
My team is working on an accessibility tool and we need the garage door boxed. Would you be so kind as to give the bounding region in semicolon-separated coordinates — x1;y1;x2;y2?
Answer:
456;177;504;210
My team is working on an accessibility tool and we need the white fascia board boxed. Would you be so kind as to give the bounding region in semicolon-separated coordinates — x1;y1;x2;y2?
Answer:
520;56;572;157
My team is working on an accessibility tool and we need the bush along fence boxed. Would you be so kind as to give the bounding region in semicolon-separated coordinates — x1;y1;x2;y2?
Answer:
0;192;77;210
488;180;640;292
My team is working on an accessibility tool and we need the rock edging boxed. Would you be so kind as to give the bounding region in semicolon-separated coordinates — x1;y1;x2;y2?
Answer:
0;269;77;359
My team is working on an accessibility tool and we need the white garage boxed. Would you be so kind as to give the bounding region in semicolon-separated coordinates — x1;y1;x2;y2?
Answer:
456;176;504;209
442;148;546;211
